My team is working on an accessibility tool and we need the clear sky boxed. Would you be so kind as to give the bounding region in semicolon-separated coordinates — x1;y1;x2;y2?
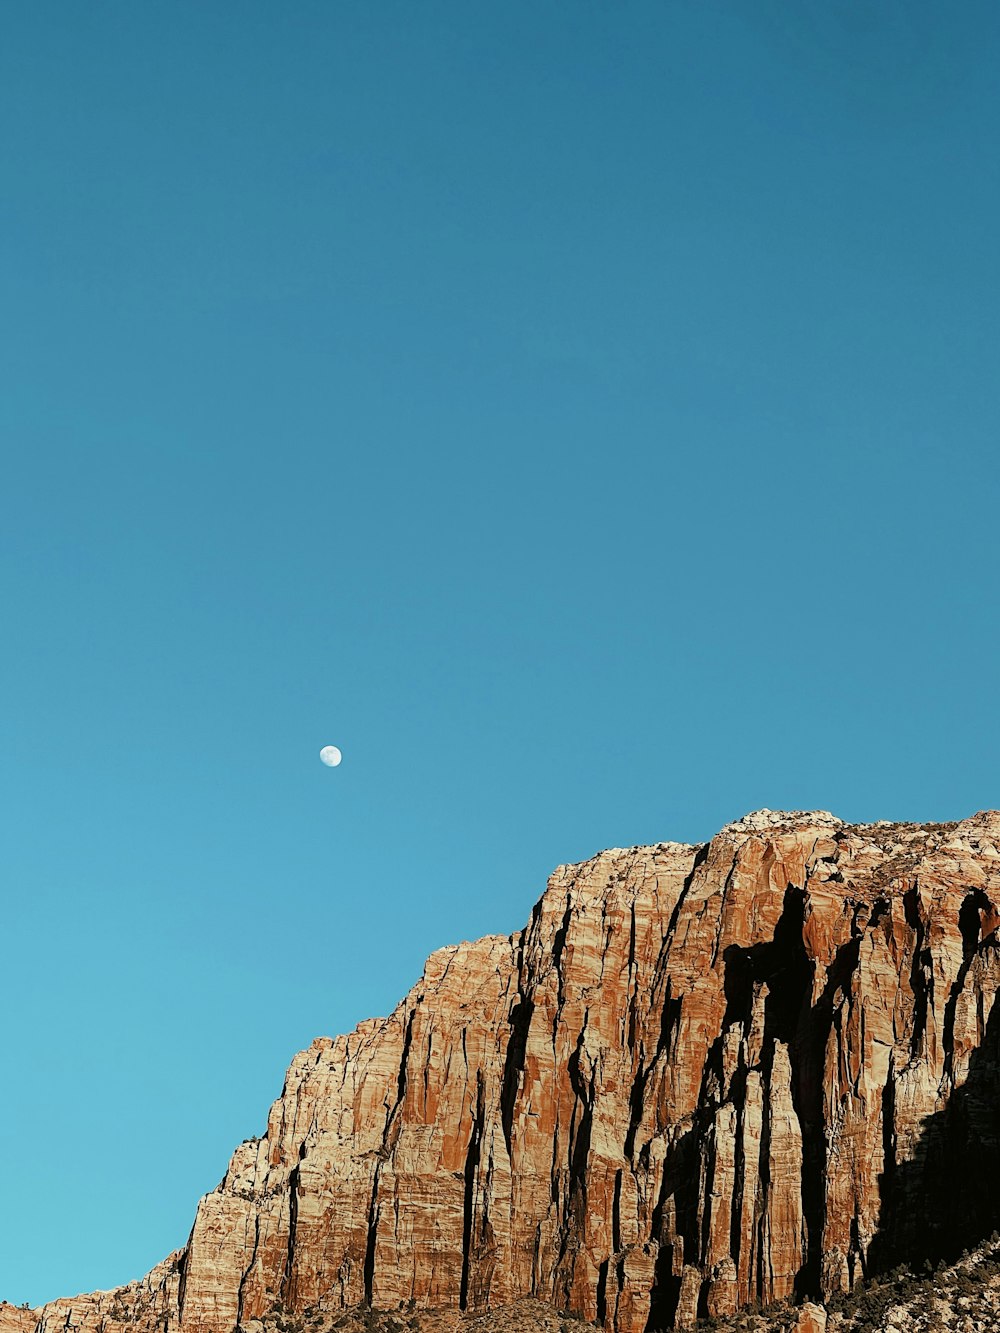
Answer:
2;0;998;1306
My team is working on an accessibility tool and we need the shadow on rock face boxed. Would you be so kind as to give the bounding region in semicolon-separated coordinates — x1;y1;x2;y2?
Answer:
869;947;1000;1274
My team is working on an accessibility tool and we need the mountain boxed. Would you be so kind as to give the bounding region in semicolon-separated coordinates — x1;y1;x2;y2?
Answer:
5;809;1000;1333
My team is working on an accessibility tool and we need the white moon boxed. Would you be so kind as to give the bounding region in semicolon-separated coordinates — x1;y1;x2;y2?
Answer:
319;745;343;768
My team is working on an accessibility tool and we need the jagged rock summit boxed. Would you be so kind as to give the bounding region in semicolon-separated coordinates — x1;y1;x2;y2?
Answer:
6;809;1000;1333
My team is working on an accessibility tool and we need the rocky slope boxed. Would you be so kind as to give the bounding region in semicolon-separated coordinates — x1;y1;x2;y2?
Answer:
5;810;1000;1333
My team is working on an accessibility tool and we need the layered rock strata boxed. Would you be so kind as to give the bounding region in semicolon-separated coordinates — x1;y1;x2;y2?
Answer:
6;810;1000;1333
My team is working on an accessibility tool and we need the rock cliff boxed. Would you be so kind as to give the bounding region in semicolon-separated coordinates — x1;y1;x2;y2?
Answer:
6;810;1000;1333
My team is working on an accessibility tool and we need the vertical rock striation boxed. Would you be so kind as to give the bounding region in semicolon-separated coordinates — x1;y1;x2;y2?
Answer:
6;810;1000;1332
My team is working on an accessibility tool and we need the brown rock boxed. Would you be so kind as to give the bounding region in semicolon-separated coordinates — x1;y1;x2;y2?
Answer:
12;810;1000;1332
793;1302;827;1333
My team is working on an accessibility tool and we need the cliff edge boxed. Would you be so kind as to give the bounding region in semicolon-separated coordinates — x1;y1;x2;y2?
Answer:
6;809;1000;1332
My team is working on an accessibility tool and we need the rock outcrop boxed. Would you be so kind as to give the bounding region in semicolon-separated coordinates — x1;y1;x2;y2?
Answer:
6;810;1000;1333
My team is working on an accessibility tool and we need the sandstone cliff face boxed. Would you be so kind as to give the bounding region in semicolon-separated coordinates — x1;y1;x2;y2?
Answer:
7;810;1000;1333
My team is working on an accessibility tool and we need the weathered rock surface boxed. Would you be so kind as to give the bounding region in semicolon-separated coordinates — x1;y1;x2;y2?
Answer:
7;810;1000;1333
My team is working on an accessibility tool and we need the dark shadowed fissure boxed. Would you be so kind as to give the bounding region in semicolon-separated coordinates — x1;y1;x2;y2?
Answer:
722;885;824;1300
460;1072;486;1311
363;1166;381;1307
869;926;1000;1273
904;887;931;1060
941;890;993;1082
397;1006;417;1106
644;1124;699;1330
282;1166;300;1303
625;847;708;1178
501;996;534;1158
176;1244;189;1324
624;979;682;1167
553;1029;596;1305
281;1140;308;1305
567;1035;595;1223
596;1258;609;1327
237;1215;261;1324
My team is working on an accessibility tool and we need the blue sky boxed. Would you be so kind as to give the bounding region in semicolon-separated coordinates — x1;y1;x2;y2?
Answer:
2;0;998;1305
